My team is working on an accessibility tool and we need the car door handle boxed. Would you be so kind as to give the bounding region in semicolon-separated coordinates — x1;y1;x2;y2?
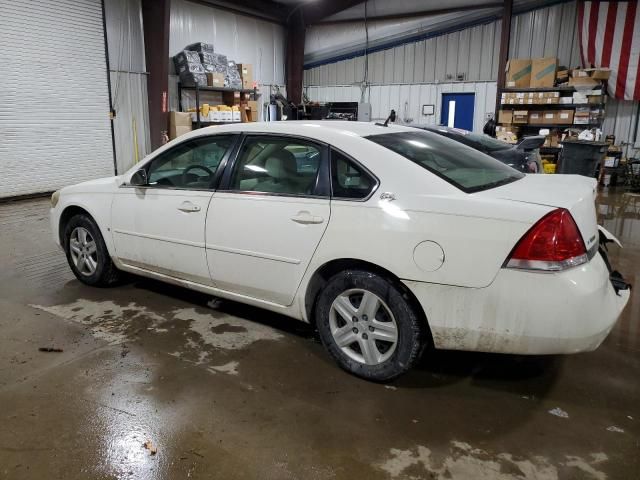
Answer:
178;201;201;213
291;211;324;225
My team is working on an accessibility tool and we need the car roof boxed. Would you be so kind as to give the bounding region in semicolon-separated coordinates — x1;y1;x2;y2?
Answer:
187;120;419;139
417;125;470;136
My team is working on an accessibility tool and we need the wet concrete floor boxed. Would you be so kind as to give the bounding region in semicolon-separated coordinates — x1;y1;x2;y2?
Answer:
0;191;638;479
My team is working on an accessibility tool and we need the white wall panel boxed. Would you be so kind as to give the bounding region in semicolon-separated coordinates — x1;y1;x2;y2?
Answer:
0;0;114;198
170;0;285;85
603;100;640;149
104;0;150;174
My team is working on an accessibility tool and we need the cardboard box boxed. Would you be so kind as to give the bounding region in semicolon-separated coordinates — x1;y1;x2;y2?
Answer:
556;110;574;124
169;111;192;139
513;110;529;124
247;100;259;121
223;90;241;106
530;57;557;87
236;63;253;89
574;68;611;80
498;110;513;124
528;112;543;124
590;68;611;80
569;76;600;88
206;73;225;87
540;111;557;125
506;59;532;88
556;69;569;82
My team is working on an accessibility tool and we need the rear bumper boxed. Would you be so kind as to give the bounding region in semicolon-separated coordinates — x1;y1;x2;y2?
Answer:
403;252;630;354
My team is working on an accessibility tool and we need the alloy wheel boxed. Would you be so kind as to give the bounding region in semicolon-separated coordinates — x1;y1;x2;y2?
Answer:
329;288;398;365
69;226;98;276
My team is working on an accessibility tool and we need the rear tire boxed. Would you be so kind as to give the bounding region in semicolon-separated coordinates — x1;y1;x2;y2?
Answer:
315;269;424;381
63;214;121;287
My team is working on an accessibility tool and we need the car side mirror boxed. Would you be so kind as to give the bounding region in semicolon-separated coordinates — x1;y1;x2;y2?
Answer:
129;169;148;186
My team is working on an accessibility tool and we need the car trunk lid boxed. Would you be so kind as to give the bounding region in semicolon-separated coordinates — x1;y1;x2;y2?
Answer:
476;174;599;252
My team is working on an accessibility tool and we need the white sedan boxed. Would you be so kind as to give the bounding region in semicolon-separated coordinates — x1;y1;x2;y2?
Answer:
50;121;630;380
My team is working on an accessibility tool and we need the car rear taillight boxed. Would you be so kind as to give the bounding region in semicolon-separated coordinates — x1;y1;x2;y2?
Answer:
505;208;588;271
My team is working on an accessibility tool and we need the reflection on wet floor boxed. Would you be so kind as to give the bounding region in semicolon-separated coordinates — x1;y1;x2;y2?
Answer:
596;189;640;353
0;193;639;480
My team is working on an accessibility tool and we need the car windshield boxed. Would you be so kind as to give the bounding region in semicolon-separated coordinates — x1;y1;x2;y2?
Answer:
367;130;524;193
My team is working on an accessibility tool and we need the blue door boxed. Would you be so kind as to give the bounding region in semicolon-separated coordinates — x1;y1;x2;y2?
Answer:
440;93;475;131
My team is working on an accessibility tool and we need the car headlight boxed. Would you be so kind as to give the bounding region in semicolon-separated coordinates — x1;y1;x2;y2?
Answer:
51;190;60;208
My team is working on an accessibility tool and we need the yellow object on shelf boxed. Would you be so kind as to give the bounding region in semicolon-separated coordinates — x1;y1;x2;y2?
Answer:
543;163;556;174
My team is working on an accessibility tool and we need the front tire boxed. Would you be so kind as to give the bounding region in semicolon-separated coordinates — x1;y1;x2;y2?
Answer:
315;270;425;381
63;214;121;287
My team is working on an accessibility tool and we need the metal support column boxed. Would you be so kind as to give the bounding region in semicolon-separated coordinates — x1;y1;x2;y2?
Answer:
285;8;305;105
495;0;513;114
141;0;170;151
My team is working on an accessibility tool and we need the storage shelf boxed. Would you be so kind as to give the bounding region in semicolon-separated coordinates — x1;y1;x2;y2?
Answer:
179;84;255;94
505;123;601;128
500;86;582;92
500;103;604;108
192;121;241;125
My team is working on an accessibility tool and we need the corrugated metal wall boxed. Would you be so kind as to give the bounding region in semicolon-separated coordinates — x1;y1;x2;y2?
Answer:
304;20;502;86
303;0;639;145
306;82;497;129
604;100;640;150
104;0;151;174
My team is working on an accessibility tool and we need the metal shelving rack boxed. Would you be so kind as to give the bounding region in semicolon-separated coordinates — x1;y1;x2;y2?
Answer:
497;85;607;164
177;83;258;128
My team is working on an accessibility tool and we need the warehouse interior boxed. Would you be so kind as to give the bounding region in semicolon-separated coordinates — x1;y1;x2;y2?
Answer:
1;0;639;478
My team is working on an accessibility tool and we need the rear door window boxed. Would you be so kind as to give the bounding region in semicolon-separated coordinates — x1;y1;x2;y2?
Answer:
228;136;323;196
331;149;377;200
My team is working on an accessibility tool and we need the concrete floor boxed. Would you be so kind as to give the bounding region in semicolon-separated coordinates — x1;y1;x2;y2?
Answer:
0;190;638;480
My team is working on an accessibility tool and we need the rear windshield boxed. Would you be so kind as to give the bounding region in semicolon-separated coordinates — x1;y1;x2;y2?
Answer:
457;130;513;152
367;131;524;193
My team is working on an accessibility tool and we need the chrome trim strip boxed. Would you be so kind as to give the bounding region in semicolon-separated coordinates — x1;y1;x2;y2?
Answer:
113;228;205;248
206;244;301;264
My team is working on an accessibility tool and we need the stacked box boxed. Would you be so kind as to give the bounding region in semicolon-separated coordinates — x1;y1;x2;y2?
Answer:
186;42;214;54
173;50;202;74
530;57;557;88
556;110;574;124
226;60;243;89
574;107;590;125
180;73;208;87
174;50;208;86
236;63;253;89
513;110;529;124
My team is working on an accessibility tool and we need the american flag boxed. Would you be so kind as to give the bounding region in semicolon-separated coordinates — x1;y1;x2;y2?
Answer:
577;1;640;100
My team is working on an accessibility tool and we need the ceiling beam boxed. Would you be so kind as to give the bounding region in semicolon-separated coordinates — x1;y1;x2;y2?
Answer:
301;0;365;25
188;0;289;24
314;2;505;25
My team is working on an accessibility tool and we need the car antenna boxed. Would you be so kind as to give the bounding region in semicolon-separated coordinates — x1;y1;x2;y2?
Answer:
375;109;396;127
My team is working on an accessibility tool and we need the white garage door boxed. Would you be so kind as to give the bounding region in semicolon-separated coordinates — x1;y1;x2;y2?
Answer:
0;0;114;198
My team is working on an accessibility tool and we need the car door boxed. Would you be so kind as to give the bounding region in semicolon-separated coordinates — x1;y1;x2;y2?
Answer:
112;134;237;284
205;134;331;305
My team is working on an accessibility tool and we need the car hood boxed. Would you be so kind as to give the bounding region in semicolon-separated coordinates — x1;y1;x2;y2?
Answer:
476;174;599;252
62;175;122;194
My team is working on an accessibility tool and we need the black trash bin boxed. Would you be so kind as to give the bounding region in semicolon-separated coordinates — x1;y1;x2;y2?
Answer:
558;140;608;177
